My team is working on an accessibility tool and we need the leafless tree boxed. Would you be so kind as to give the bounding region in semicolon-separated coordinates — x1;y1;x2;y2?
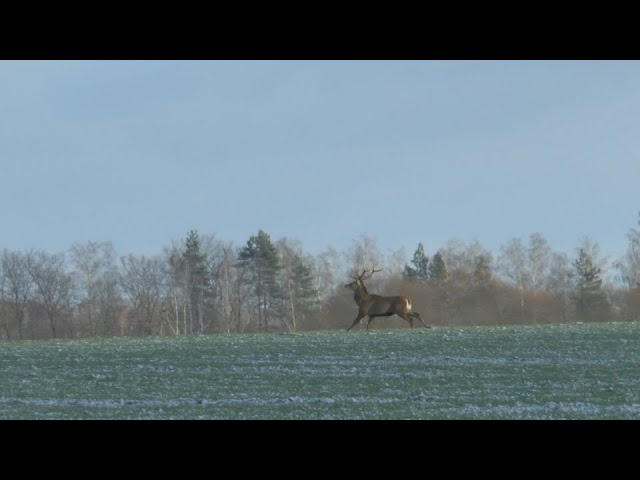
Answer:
498;238;528;321
209;242;240;333
70;241;121;336
386;246;408;279
497;233;554;322
119;254;164;336
345;234;387;295
528;233;552;291
275;238;317;331
439;238;495;323
313;246;342;308
0;249;34;339
163;242;188;335
346;235;384;277
29;251;75;339
616;214;640;289
201;236;249;333
543;252;573;322
275;239;300;331
441;238;492;275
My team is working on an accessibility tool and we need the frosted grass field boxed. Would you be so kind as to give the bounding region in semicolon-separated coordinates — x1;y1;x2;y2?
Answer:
1;322;639;419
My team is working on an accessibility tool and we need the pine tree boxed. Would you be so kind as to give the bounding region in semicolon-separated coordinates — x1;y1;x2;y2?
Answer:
572;247;609;320
289;254;316;330
183;230;209;334
428;250;452;323
428;251;448;285
404;243;429;283
238;230;282;331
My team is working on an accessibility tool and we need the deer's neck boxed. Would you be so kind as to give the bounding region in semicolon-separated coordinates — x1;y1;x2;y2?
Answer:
354;284;370;306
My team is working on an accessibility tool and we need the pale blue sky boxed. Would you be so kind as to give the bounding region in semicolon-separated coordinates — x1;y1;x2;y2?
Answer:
1;60;638;261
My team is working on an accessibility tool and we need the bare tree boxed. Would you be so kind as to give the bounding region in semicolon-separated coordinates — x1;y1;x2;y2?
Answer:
528;233;552;292
276;238;317;331
29;251;75;339
313;246;342;308
96;261;123;336
345;234;386;294
207;242;239;333
70;241;121;336
497;233;554;322
617;212;640;289
387;245;408;279
163;242;188;335
0;249;34;340
526;233;553;322
439;238;496;323
543;252;572;322
70;241;100;335
0;261;4;339
346;235;384;275
497;238;528;322
442;238;494;281
119;254;164;336
201;237;249;333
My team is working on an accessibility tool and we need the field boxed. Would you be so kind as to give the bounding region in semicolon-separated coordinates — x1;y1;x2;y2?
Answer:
1;322;639;419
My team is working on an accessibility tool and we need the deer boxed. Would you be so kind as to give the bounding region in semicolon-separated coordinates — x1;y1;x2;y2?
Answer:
345;268;430;331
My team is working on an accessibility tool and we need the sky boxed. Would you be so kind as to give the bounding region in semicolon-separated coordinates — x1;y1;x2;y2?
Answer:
1;60;639;263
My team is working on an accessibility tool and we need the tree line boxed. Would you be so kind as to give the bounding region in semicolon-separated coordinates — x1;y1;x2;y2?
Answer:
2;214;640;340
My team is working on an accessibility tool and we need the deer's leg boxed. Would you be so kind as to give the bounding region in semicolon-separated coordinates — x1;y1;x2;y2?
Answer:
397;313;414;328
411;311;430;328
347;312;366;331
366;315;375;330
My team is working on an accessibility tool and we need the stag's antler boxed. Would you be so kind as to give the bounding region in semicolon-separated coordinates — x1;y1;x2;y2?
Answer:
359;267;383;281
352;269;367;281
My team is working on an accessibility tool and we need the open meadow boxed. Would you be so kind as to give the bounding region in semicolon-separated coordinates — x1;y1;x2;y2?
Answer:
1;322;639;419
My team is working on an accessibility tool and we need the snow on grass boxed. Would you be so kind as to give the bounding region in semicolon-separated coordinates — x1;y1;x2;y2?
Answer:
0;322;639;419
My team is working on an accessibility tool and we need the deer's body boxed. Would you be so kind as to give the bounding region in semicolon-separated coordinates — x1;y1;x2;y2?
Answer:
346;269;429;331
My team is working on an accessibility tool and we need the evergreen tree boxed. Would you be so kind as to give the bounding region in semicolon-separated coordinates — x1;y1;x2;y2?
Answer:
183;230;209;334
403;264;417;280
289;254;317;330
428;250;452;323
238;230;282;331
404;242;429;283
572;246;609;320
428;251;448;285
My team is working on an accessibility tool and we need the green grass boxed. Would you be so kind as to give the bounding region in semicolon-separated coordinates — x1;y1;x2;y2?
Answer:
1;322;639;419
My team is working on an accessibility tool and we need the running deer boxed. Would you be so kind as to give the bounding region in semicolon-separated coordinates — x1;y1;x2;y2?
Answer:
345;268;430;331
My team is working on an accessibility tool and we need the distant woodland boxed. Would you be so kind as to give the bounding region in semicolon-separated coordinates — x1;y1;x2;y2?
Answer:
2;213;640;340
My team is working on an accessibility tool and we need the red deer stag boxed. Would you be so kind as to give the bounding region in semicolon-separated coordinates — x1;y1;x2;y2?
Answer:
345;268;430;331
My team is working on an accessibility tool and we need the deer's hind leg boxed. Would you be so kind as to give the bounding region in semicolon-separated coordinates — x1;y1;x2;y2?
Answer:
410;311;430;328
396;313;414;328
